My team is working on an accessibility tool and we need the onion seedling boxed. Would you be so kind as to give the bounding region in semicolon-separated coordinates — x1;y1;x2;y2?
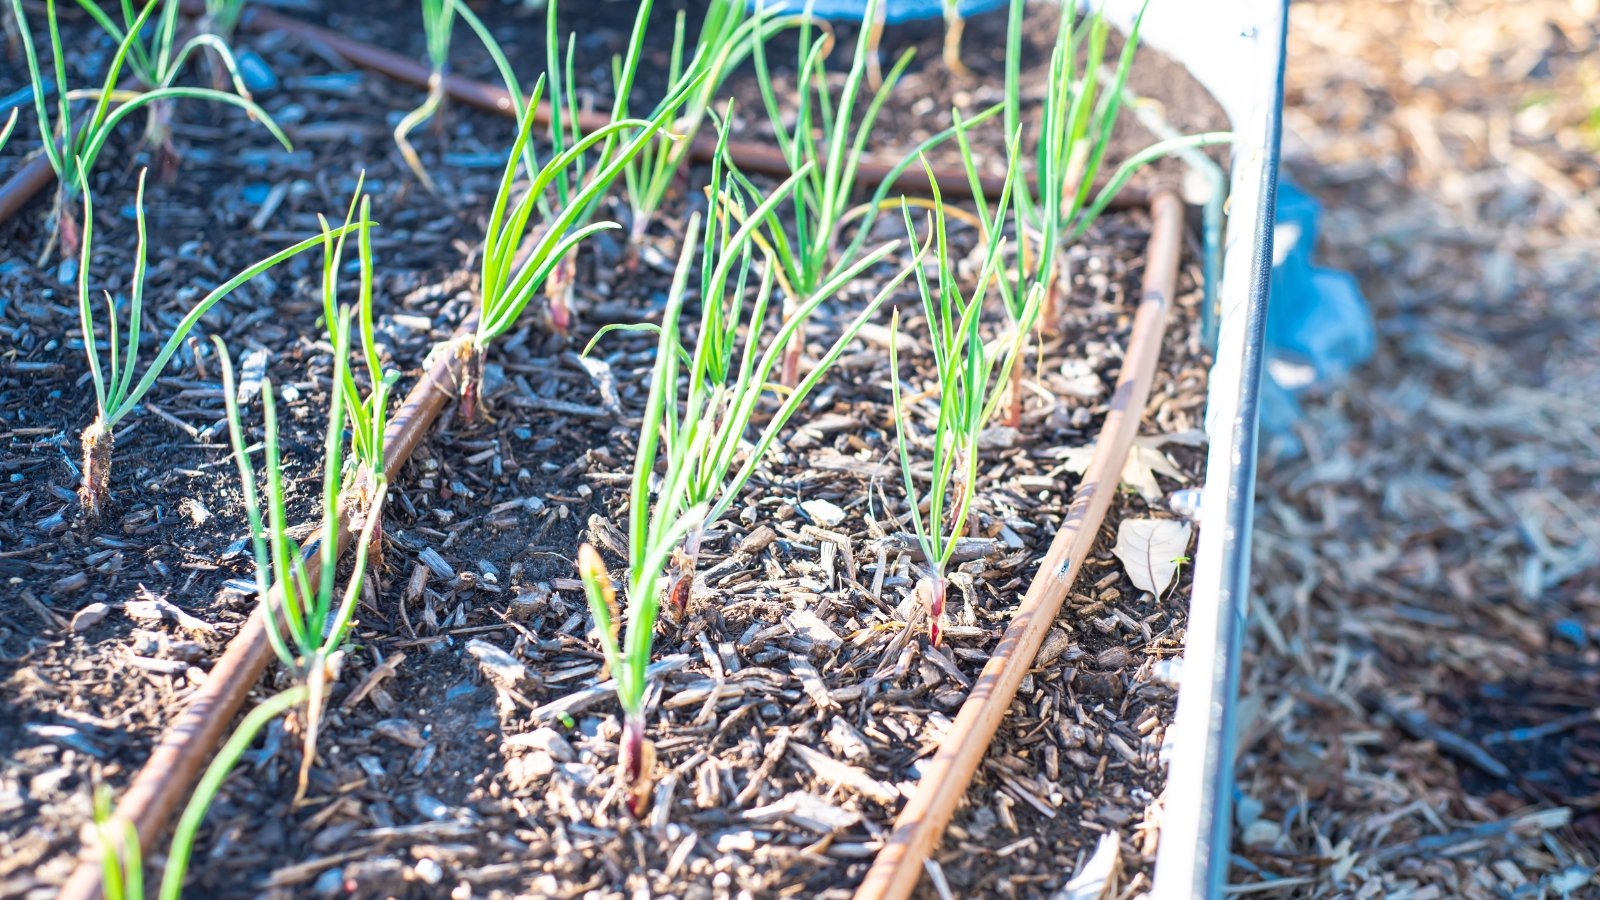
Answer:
590;121;914;616
535;0;660;329
449;0;701;335
453;0;687;326
617;0;798;244
457;73;698;422
201;0;248;42
92;786;142;900
318;180;394;574
394;0;455;192
578;140;918;816
10;0;291;258
747;0;913;386
156;326;385;895
941;0;970;77
158;684;310;900
890;168;1041;646
950;117;1038;427
72;0;270;178
73;170;356;516
1002;0;1231;335
215;316;387;801
458;0;657;332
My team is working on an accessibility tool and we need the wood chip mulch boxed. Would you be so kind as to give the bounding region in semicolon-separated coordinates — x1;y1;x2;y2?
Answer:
1233;1;1600;895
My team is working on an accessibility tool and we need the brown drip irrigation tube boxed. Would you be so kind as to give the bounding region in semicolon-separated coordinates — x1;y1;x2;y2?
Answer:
0;153;54;226
854;190;1188;900
57;327;472;900
223;3;1036;201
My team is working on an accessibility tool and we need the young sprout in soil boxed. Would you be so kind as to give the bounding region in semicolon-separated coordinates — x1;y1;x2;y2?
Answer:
72;0;274;179
941;0;970;77
537;0;661;328
458;0;657;331
618;0;796;244
1002;0;1230;331
748;0;912;386
73;169;354;517
92;786;141;900
891;169;1041;646
394;0;455;192
578;140;918;815
952;118;1037;427
449;0;701;334
0;108;17;152
458;73;697;422
158;683;311;900
318;179;394;575
216;317;387;801
10;0;291;259
200;0;249;42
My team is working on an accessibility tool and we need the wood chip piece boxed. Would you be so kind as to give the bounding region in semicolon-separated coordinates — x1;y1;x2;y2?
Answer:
374;718;427;749
787;741;898;805
785;609;842;652
342;652;407;712
1061;832;1121;900
529;654;691;723
466;640;526;686
742;791;861;832
789;654;836;710
800;499;848;527
70;602;110;633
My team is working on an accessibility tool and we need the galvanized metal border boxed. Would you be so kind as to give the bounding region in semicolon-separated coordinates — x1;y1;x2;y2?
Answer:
1101;1;1290;895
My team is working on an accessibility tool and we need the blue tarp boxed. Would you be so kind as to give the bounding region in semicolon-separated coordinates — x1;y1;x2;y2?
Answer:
1261;181;1374;456
752;0;1006;23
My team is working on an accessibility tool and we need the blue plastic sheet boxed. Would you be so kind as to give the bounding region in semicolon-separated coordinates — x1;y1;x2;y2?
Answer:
1261;181;1375;457
751;0;1006;24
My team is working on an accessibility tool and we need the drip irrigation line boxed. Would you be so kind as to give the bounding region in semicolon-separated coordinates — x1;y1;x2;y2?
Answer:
220;0;1143;200
0;152;54;227
220;2;1038;201
56;320;475;900
854;190;1188;900
0;3;1147;227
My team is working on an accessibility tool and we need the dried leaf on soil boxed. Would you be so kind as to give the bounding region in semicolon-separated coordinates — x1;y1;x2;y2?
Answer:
1112;518;1191;595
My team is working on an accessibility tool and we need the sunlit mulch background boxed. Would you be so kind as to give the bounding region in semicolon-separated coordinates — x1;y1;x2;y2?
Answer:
1233;0;1600;895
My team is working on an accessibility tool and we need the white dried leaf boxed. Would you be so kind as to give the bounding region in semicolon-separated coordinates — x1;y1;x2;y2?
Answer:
1060;832;1121;900
1048;434;1195;502
1112;519;1193;596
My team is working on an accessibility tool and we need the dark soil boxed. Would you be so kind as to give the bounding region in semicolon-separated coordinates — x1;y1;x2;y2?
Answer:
0;1;1224;897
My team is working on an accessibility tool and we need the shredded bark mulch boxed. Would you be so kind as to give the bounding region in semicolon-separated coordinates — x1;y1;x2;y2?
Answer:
1233;0;1600;895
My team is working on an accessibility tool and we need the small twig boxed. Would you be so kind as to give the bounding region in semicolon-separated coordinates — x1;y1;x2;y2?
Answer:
528;654;692;723
504;394;613;418
144;403;202;440
340;651;407;712
1376;697;1511;781
1368;807;1571;863
1480;709;1600;746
